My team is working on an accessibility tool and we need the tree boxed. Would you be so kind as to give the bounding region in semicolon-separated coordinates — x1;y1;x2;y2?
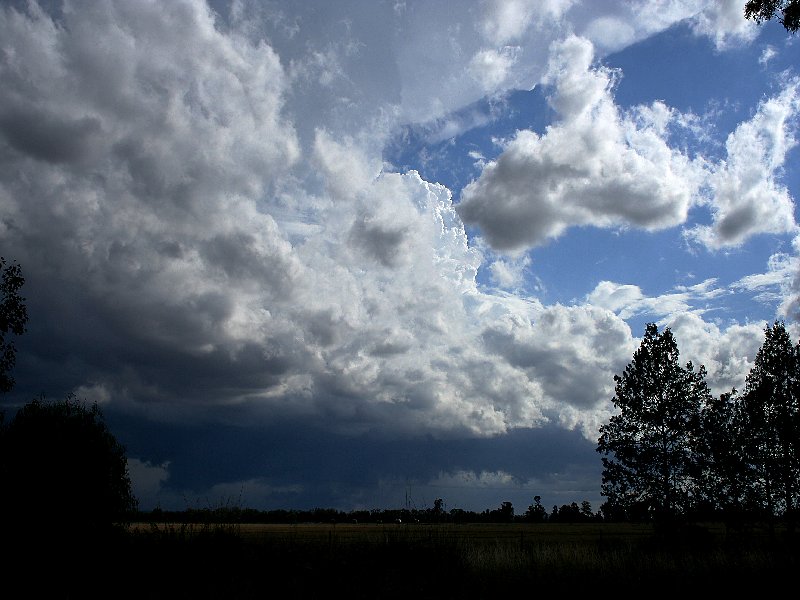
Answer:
556;502;581;523
597;323;712;522
0;257;28;393
0;395;138;541
738;321;800;527
745;0;800;32
430;497;445;521
487;501;514;523
696;389;750;522
525;495;547;522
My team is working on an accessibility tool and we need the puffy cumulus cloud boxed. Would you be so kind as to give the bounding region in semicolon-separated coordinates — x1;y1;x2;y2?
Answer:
488;255;532;290
312;130;381;203
458;34;800;257
479;303;636;438
585;277;776;395
687;80;800;249
457;35;703;254
665;312;765;395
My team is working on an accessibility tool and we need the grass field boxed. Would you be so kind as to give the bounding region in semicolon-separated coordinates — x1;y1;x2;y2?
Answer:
114;521;800;598
13;521;800;598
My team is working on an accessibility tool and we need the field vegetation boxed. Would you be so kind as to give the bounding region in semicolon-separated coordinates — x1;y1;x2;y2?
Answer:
72;517;800;598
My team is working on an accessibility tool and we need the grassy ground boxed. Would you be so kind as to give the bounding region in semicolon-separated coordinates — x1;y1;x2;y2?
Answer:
10;521;800;598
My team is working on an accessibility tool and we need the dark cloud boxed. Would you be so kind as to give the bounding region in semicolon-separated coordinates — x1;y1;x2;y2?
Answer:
349;216;409;267
0;110;102;164
109;409;602;512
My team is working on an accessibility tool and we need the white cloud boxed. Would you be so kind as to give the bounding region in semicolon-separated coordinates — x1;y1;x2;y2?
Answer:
479;0;574;45
665;313;765;395
584;278;773;396
687;79;800;248
469;47;519;91
690;0;759;50
488;255;532;289
480;303;636;437
587;279;724;321
760;45;778;65
733;237;800;317
457;35;703;253
582;16;637;50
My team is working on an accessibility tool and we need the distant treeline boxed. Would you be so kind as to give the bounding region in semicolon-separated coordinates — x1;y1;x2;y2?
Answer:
138;497;598;525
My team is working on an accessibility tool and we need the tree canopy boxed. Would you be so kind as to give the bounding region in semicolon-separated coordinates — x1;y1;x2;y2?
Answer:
599;320;800;527
0;396;138;539
738;321;800;523
597;323;711;522
0;257;28;393
745;0;800;32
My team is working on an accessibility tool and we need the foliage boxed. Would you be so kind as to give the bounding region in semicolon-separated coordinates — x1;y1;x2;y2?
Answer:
738;321;800;522
0;395;138;539
524;495;548;522
0;257;28;393
598;320;800;529
745;0;800;32
597;323;712;522
696;389;750;519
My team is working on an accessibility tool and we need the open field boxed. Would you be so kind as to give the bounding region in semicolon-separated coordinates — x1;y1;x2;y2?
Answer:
135;520;660;541
115;521;800;598
12;521;800;598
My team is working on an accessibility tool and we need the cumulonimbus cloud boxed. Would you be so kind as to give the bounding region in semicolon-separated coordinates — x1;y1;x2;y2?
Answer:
0;0;790;455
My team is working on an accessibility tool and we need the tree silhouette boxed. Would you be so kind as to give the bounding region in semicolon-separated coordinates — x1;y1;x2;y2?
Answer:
738;321;800;529
525;495;547;522
0;395;138;541
0;257;28;393
597;323;712;523
696;389;749;522
745;0;800;32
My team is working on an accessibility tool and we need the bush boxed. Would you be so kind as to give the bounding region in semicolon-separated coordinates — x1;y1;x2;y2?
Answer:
0;395;137;540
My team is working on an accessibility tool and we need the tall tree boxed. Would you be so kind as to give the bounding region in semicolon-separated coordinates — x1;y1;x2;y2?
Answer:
745;0;800;33
738;321;800;525
696;389;750;520
525;495;547;522
597;323;711;522
0;257;28;393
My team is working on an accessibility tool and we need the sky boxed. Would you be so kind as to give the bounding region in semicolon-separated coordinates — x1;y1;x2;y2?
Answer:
1;0;799;516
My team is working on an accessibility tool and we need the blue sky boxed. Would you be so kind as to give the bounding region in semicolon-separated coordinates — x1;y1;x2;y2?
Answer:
1;1;800;515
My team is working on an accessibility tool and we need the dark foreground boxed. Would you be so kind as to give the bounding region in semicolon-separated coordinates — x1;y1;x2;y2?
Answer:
8;521;800;598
